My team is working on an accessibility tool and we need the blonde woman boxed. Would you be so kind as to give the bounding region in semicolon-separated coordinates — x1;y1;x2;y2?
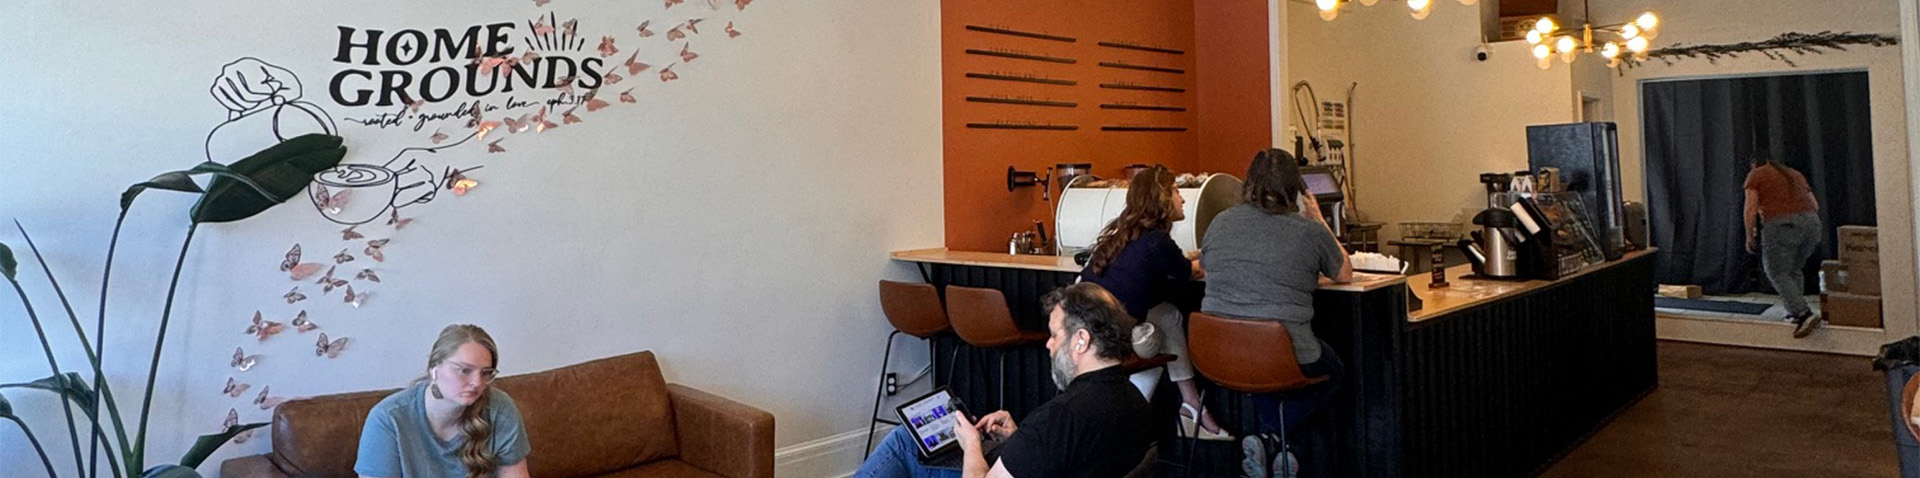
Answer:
357;324;531;478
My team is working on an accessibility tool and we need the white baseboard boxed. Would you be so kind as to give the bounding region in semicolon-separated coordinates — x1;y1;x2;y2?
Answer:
1656;313;1884;356
776;425;888;478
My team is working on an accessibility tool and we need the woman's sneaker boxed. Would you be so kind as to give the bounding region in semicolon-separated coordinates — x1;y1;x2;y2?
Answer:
1240;435;1273;478
1272;449;1300;478
1792;312;1824;338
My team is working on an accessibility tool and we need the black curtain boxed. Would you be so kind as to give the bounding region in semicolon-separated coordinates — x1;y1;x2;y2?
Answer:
1642;71;1876;295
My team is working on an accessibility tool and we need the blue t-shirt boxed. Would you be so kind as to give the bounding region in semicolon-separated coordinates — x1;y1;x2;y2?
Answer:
354;382;531;478
1081;229;1194;320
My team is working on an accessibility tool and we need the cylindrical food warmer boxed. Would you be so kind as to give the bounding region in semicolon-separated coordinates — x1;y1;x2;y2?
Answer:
1054;173;1243;254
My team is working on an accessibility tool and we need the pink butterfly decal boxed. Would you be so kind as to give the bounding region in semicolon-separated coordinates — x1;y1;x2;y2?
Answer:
637;20;655;38
521;51;541;65
356;269;382;283
255;386;287;410
319;266;348;294
365;239;390;263
245;311;285;341
680;44;699;63
232;347;261;372
223;377;251;398
736;0;752;10
533;17;555;36
619;89;637;103
686;18;703;34
562;106;583;124
317;333;350;358
667;26;686;41
726;21;741;38
625;52;651;74
445;168;480;195
476;120;502;141
388;209;414;230
660;64;680;82
278;244;303;272
431;128;449;144
488;139;506;153
333;248;355;264
534;0;551;6
283;244;324;280
665;0;683;9
407;99;425;114
503;114;531;134
291;310;317;333
598;36;619;58
533;108;558;133
284;287;307;304
341;225;364;241
604;72;625;85
314;185;352;215
563;19;578;37
586;91;611;112
225;409;258;443
342;286;369;308
554;75;577;95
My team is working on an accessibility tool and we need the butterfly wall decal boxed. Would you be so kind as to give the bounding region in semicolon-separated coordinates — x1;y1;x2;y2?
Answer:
488;139;507;153
737;0;752;10
562;106;583;124
356;269;381;283
726;21;741;38
317;333;350;358
388;209;414;229
563;19;578;37
637;20;655;38
223;377;251;398
430;129;449;144
660;64;680;82
223;409;256;444
313;185;352;215
292;310;317;333
598;36;620;58
534;17;554;36
667;26;686;41
255;386;288;410
341;225;364;241
284;287;307;304
343;285;370;308
364;239;390;262
619;89;637;103
625;52;651;74
232;347;261;372
680;44;699;63
686;18;704;34
318;266;348;294
245;312;284;341
604;72;625;85
282;244;323;281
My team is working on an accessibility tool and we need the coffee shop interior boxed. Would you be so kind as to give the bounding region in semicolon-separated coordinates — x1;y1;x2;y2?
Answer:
3;0;1920;477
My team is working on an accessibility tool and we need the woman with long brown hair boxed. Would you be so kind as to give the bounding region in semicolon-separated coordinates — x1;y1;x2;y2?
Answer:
357;324;532;478
1743;153;1824;338
1079;165;1227;440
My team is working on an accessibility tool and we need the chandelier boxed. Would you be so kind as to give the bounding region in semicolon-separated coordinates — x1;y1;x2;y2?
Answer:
1525;3;1661;69
1313;0;1478;21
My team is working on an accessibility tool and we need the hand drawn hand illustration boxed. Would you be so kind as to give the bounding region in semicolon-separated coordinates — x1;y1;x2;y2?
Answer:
212;57;303;120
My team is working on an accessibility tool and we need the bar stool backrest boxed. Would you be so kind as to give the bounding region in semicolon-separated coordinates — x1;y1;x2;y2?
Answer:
1189;312;1324;393
878;280;951;338
946;285;1031;348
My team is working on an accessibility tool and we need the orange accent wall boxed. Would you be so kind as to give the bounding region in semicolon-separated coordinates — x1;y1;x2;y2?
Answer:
940;0;1270;252
1193;0;1274;174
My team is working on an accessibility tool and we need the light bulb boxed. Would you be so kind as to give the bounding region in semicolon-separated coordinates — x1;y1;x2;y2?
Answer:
1636;12;1659;30
1561;50;1576;63
1534;17;1557;34
1607;57;1621;68
1408;0;1432;19
1538;57;1553;70
1359;0;1377;5
1620;24;1639;40
1317;0;1338;12
1640;28;1659;41
1526;30;1543;44
1627;36;1649;53
1601;42;1621;58
1556;36;1576;53
1320;7;1340;21
1458;0;1476;4
1533;44;1551;59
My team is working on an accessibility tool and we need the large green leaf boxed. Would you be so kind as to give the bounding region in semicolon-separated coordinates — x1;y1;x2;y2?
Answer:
0;392;13;417
1;372;99;420
189;134;346;224
140;464;202;478
120;171;206;211
175;422;266;469
0;241;16;280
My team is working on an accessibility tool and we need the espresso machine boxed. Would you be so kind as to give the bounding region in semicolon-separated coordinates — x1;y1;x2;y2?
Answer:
1461;172;1522;279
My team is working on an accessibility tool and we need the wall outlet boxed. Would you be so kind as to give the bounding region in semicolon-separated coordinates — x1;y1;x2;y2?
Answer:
884;373;899;396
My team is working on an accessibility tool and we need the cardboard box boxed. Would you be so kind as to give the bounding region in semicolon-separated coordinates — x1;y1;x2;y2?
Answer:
1657;284;1703;299
1823;292;1882;329
1819;260;1846;293
1849;263;1881;296
1838;225;1879;269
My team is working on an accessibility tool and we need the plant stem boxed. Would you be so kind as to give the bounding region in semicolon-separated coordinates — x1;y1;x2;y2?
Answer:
130;223;196;475
8;416;58;478
9;278;88;478
88;211;132;478
13;220;121;478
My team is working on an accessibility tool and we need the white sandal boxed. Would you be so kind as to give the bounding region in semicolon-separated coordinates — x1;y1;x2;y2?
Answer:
1180;402;1233;441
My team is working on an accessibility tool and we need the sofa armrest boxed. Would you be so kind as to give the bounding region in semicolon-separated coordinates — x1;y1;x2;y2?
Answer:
220;454;291;478
669;384;775;478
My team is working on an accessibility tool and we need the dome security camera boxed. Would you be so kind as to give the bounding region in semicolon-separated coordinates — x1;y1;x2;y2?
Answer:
1473;44;1492;62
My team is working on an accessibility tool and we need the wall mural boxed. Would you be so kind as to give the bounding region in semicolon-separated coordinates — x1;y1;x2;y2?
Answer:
213;0;766;445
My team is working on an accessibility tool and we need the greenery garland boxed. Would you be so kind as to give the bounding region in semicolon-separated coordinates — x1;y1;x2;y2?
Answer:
1622;31;1900;70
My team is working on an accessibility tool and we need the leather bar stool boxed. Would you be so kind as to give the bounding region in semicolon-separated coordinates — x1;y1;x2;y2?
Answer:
866;280;953;458
1187;312;1331;477
945;285;1050;412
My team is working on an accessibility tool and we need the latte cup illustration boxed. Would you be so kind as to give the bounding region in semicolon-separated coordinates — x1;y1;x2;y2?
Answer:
310;164;399;224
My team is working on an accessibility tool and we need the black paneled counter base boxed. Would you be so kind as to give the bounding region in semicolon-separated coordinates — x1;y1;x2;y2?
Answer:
889;249;1659;478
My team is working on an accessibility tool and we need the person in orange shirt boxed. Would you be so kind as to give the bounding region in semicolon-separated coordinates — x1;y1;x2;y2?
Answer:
1743;154;1823;338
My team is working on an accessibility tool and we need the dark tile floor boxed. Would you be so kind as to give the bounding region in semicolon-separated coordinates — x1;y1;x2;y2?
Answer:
1541;341;1898;478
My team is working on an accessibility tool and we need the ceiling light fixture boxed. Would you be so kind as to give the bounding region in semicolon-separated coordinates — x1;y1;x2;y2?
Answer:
1524;0;1661;69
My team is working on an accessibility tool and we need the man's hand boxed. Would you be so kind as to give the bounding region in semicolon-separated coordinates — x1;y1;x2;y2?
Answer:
974;410;1017;440
212;58;302;118
955;412;984;454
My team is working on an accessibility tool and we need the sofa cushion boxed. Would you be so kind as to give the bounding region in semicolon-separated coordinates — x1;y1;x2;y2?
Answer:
269;388;394;478
595;460;728;478
493;350;680;478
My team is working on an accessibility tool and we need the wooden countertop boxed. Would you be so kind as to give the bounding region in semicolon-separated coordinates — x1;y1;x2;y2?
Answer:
1406;249;1655;322
890;248;1408;292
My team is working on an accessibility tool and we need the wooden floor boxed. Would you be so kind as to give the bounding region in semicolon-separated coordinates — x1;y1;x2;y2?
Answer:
1542;341;1898;477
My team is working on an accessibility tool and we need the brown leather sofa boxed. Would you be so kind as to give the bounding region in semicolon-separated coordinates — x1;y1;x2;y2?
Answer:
220;351;774;478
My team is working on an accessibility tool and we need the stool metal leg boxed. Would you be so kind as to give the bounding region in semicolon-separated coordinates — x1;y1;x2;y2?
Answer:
864;330;902;459
997;351;1008;412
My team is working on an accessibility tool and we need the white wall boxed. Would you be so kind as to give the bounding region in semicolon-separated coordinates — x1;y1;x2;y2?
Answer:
0;1;941;476
1286;0;1577;242
1595;0;1915;353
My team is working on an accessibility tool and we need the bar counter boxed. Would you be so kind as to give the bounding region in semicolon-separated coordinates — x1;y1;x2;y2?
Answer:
889;248;1658;478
